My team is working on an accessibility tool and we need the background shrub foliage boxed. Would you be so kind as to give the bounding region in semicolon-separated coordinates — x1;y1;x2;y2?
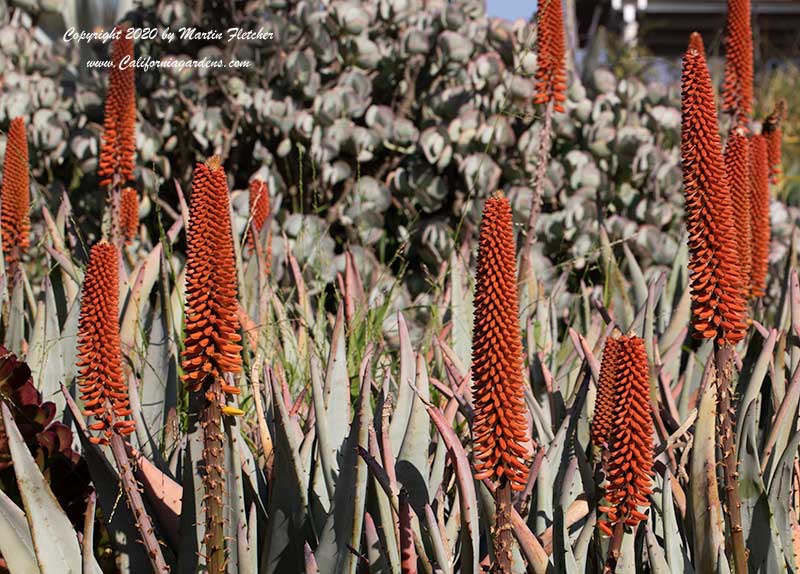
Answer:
0;0;798;573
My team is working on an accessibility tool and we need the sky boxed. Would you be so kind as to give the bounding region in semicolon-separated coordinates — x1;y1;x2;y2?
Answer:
486;0;535;21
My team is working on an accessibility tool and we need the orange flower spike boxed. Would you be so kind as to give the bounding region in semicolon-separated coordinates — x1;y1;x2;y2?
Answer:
1;117;30;270
181;156;243;395
721;0;753;124
76;242;135;444
98;29;136;187
590;336;621;450
762;100;786;184
471;193;530;491
723;129;752;294
681;33;748;344
120;187;139;242
533;0;567;113
749;134;770;298
596;336;653;535
247;179;270;251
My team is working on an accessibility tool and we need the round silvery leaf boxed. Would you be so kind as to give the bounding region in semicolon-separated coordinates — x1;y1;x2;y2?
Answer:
448;108;480;147
313;89;344;126
294;110;315;139
379;0;415;23
392;118;418;146
592;68;617;94
478;114;515;148
508;75;533;101
1;91;29;121
469;53;505;91
351;126;380;162
158;0;191;27
460;153;500;196
442;4;465;29
650;105;680;130
334;1;371;34
365;105;395;139
137;121;162;162
403;29;430;55
323;160;352;186
420;127;452;169
416;218;454;267
34;77;57;108
516;51;537;77
353;36;381;69
438;31;473;64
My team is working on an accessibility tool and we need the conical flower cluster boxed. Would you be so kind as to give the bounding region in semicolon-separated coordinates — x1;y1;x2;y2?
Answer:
749;134;770;298
533;0;567;113
681;33;748;344
592;335;653;536
471;193;530;491
762;100;786;184
721;0;753;124
723;129;752;293
76;242;135;445
181;156;242;394
1;117;30;271
247;179;269;251
98;29;136;187
120;187;139;243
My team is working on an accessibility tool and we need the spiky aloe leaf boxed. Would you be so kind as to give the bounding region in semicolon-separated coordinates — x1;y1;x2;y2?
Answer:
139;302;178;452
62;386;167;573
767;427;800;570
427;406;479;574
315;371;371;574
395;354;431;517
689;374;725;572
322;304;350;472
660;470;693;574
0;488;40;574
1;403;81;573
27;277;65;412
645;523;671;573
737;401;788;573
449;251;473;370
260;370;310;573
223;407;250;574
119;243;162;361
4;277;24;355
389;312;416;457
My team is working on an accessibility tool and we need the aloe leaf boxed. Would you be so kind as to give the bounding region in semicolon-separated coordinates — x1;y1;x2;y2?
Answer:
645;523;671;574
237;504;257;574
450;251;473;370
389;312;417;457
623;242;648;311
59;297;81;388
139;302;178;451
61;387;160;573
310;353;336;500
761;358;800;484
661;470;693;574
315;371;371;574
364;511;390;573
736;328;778;441
1;403;81;573
737;402;788;573
614;527;637;574
260;369;311;573
225;412;249;574
119;244;162;360
396;354;431;517
427;406;479;574
599;225;632;329
27;277;65;412
179;408;204;573
767;427;800;570
688;373;725;572
323;304;350;471
5;277;24;355
0;488;40;574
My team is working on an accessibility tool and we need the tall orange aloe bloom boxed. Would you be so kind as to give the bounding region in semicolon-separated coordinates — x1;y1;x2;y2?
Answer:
1;117;30;271
681;32;748;344
533;0;567;113
247;179;269;250
182;156;243;392
120;187;139;242
749;134;770;298
472;193;529;491
763;100;786;184
76;241;135;445
98;29;136;187
593;335;653;537
724;129;752;294
721;0;753;124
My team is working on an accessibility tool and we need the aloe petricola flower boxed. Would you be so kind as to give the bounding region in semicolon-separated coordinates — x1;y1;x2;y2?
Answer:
762;100;786;185
533;0;567;113
722;0;753;125
98;29;136;188
472;192;530;573
181;155;242;573
749;133;770;298
1;117;30;275
76;241;135;444
724;129;752;293
591;335;653;542
681;32;748;344
120;187;139;243
247;178;270;252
